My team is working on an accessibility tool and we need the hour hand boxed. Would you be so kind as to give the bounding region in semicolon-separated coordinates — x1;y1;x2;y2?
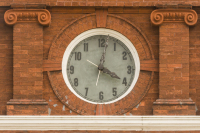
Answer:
102;67;120;79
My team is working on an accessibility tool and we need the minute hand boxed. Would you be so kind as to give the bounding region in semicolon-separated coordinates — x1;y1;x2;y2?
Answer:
98;35;109;70
102;67;120;79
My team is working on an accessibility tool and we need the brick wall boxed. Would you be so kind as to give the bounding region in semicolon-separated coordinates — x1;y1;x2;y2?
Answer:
42;7;159;115
159;23;189;99
0;0;199;117
0;0;200;7
0;7;13;115
0;0;200;132
0;5;200;115
190;7;200;115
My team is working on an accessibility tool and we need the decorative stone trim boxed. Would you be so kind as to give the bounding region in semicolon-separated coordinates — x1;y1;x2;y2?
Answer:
7;99;48;105
0;116;200;131
153;99;195;105
4;9;51;26
150;9;198;26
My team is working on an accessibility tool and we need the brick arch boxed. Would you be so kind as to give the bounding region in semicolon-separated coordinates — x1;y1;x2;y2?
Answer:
47;13;154;115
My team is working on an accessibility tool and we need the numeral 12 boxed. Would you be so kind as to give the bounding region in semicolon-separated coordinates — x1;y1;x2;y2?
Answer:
98;39;105;47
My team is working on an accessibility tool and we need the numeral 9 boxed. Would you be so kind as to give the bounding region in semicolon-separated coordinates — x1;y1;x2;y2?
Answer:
70;66;74;74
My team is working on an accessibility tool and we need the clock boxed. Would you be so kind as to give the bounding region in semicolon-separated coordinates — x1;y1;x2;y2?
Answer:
62;28;140;104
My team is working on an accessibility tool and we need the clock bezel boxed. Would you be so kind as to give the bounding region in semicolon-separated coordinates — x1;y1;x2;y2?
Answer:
62;28;140;104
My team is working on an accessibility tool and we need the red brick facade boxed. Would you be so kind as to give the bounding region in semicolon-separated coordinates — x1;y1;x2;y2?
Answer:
0;0;200;132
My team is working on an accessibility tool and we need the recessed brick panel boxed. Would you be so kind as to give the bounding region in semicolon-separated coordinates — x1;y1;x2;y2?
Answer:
159;23;189;99
13;23;43;99
47;11;155;115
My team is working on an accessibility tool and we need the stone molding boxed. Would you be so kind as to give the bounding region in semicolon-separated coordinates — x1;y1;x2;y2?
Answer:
7;99;48;105
150;9;198;26
4;9;51;26
153;99;195;105
0;116;200;131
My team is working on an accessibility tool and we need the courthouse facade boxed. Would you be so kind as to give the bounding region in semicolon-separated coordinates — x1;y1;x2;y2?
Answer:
0;0;200;132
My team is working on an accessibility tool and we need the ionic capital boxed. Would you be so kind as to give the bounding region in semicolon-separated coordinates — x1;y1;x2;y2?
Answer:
4;9;51;26
150;9;198;26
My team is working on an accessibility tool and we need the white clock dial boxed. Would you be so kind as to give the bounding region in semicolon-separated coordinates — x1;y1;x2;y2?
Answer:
62;29;140;104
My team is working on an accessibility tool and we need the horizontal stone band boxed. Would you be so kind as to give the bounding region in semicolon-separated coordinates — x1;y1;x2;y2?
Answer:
0;116;200;131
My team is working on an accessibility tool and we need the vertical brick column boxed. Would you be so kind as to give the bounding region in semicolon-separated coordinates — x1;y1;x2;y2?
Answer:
159;23;190;100
151;9;198;115
4;9;51;115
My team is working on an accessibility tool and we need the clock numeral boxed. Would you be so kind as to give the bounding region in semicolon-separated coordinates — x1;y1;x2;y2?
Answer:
127;65;132;74
99;91;104;100
98;39;105;47
70;66;74;74
122;77;127;86
74;78;78;86
122;51;127;60
84;43;88;52
113;88;117;96
85;88;88;96
75;52;81;60
114;43;116;51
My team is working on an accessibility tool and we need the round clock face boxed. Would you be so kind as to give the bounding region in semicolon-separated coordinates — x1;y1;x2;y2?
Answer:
62;29;140;104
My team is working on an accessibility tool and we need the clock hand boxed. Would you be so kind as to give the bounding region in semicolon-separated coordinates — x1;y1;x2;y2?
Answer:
86;60;101;86
98;35;109;70
87;60;98;67
102;67;120;79
96;70;101;86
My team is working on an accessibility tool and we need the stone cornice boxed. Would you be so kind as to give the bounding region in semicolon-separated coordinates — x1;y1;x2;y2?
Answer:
0;116;200;131
150;9;198;26
4;9;51;26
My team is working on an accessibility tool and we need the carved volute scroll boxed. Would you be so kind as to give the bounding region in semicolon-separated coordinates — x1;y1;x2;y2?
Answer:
4;9;51;26
150;9;198;26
